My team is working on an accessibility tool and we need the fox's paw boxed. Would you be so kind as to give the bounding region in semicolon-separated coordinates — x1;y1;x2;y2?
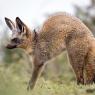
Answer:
85;78;94;85
27;81;35;91
77;77;84;85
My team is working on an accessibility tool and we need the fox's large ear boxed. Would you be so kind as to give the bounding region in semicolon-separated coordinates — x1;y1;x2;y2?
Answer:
5;17;15;30
16;17;26;33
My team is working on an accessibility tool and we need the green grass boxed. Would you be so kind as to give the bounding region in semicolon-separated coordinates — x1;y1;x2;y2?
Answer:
0;53;95;95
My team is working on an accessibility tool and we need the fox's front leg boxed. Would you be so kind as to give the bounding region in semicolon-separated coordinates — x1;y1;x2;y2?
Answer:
27;57;45;90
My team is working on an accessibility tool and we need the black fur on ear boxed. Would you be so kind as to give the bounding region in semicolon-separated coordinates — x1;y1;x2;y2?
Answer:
33;29;38;42
5;17;15;30
16;17;25;32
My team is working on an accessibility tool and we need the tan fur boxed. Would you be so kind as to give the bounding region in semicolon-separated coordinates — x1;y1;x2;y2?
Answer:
5;12;95;90
35;12;95;85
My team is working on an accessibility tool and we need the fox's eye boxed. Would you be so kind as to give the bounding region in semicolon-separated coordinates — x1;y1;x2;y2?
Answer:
11;38;20;43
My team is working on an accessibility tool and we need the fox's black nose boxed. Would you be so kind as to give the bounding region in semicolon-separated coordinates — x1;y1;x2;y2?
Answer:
11;38;20;43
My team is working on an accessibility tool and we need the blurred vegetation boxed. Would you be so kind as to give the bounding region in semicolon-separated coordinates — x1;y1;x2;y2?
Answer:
75;0;95;35
0;0;95;95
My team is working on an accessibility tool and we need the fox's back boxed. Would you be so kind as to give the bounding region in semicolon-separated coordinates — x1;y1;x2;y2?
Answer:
37;12;94;59
41;12;92;36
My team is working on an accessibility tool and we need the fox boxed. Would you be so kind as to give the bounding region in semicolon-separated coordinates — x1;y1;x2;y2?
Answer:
5;12;95;90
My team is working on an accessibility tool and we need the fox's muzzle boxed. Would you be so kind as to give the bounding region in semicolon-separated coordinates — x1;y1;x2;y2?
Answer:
6;38;20;49
6;44;17;49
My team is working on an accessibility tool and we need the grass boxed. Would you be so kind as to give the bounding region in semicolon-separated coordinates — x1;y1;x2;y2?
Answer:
0;53;95;95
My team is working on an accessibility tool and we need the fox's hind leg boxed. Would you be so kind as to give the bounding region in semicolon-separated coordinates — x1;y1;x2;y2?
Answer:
85;63;95;84
93;75;95;83
71;63;84;85
69;55;85;85
85;51;95;84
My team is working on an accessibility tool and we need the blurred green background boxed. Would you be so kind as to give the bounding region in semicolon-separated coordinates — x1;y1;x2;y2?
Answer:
0;0;95;95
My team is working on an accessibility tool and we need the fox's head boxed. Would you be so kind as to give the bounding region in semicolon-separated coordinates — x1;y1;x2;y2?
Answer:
5;17;36;53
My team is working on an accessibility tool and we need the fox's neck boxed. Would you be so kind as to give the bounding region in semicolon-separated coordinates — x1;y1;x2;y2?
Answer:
25;31;38;55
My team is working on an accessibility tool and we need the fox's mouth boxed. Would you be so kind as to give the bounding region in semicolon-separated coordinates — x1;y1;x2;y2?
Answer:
6;44;17;49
